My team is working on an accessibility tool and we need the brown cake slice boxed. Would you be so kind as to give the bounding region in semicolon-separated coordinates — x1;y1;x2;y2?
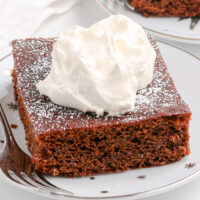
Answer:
11;36;191;177
129;0;200;18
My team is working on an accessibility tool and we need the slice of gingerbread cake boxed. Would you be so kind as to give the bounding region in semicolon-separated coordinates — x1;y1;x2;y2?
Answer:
11;36;191;177
11;14;191;177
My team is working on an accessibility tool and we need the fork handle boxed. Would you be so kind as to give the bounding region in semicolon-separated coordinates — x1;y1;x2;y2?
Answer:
0;104;16;145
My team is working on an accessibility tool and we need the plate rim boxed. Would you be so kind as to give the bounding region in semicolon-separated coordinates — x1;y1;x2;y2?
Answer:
0;40;200;200
96;0;200;42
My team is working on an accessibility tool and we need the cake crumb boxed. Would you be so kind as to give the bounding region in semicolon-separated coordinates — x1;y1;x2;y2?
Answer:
10;124;18;129
137;175;146;179
101;191;108;193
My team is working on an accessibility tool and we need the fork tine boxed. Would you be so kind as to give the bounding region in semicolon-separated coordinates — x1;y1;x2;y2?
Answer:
22;172;72;196
0;104;16;144
1;169;27;186
10;171;37;188
33;171;61;189
33;172;73;195
22;171;54;188
20;172;51;188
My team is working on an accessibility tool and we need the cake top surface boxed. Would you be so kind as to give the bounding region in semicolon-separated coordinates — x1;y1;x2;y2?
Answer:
11;36;191;135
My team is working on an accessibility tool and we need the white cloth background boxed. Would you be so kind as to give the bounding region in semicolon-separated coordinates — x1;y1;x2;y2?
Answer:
0;0;82;60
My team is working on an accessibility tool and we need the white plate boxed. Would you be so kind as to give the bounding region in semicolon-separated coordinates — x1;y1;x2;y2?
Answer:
96;0;200;44
0;39;200;200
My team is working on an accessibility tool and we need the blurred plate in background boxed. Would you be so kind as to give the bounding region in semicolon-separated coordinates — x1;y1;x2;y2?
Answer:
97;0;200;44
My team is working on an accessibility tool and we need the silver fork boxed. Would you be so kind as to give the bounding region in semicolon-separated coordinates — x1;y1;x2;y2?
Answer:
0;104;73;197
115;0;134;10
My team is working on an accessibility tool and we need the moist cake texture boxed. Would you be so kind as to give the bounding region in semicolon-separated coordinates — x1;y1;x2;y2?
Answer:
11;36;191;177
129;0;200;18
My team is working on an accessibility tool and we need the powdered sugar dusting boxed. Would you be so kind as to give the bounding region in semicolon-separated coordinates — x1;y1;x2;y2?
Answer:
11;36;190;134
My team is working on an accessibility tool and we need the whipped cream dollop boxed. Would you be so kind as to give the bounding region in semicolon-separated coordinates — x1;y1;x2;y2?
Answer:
37;15;156;115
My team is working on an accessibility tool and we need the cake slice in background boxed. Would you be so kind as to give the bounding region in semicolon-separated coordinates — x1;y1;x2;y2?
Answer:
129;0;200;18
